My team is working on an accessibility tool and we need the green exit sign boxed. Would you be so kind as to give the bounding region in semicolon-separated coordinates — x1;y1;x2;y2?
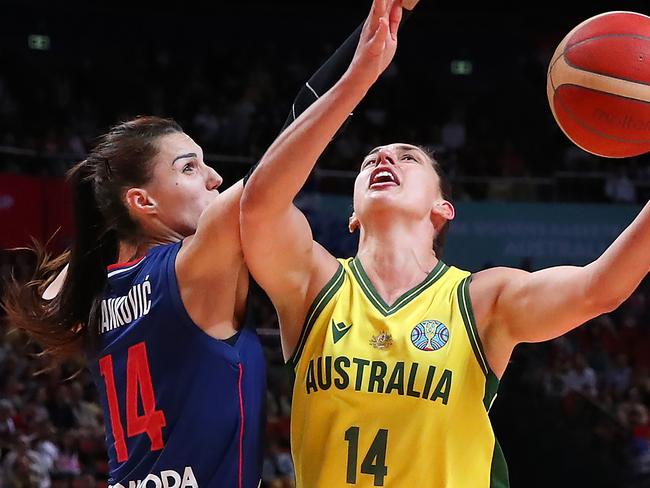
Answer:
451;60;473;75
28;35;50;51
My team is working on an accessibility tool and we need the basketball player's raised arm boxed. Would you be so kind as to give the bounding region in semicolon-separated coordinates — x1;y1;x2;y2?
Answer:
177;3;412;271
241;0;403;358
476;200;650;374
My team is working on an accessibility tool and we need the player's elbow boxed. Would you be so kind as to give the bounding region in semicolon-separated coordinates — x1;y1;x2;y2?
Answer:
593;293;627;315
584;263;632;315
584;285;628;316
240;181;269;222
241;179;289;225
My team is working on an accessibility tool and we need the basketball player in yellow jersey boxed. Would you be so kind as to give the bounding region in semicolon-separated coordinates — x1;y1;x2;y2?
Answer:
240;1;650;486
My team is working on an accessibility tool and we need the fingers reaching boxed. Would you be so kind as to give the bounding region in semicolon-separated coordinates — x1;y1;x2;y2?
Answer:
351;0;401;87
367;16;391;56
368;0;389;34
389;1;403;40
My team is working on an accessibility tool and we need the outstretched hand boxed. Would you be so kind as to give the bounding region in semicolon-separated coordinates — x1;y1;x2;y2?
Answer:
346;0;403;88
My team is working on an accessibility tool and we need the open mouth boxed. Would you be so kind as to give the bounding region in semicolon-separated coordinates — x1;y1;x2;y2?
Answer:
369;167;400;189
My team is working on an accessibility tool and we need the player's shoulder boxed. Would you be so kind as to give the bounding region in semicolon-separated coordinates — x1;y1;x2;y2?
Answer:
463;267;528;341
440;262;470;281
470;266;529;304
473;266;529;283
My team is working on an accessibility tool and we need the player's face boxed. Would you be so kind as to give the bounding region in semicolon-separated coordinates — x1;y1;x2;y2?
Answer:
353;143;442;224
144;132;222;236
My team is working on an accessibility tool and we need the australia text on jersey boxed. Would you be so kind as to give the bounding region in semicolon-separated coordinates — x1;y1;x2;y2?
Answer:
100;276;153;334
304;355;453;404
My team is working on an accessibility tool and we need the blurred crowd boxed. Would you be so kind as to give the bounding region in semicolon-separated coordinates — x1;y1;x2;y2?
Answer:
1;4;649;202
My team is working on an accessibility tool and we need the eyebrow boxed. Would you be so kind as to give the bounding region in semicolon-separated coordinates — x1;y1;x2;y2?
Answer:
364;144;422;159
171;153;197;166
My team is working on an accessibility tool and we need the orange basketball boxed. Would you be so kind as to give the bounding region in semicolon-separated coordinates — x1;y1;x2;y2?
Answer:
547;11;650;158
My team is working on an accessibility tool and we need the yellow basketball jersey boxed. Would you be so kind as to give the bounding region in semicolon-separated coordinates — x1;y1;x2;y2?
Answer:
289;258;509;488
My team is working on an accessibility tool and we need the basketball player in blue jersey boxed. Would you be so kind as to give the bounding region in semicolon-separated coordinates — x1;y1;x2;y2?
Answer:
2;3;422;487
240;1;650;486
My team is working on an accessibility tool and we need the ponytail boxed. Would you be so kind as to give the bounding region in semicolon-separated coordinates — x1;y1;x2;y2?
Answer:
2;162;117;361
2;115;183;363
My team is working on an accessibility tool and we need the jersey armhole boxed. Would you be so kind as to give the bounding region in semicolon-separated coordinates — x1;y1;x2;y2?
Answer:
287;264;345;368
457;275;500;411
162;241;220;341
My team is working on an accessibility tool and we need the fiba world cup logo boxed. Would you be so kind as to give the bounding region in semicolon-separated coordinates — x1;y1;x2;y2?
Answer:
410;320;449;351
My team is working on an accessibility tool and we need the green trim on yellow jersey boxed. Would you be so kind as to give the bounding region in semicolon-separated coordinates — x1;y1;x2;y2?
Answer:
458;276;490;377
491;439;510;488
484;371;500;412
289;264;345;368
456;278;509;486
457;276;501;411
349;258;449;316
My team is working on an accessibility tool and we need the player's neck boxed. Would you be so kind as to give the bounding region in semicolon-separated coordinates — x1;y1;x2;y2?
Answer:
116;234;178;264
356;221;439;304
115;220;186;263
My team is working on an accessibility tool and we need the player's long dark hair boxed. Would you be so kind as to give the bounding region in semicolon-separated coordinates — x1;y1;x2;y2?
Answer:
2;116;183;361
419;146;452;258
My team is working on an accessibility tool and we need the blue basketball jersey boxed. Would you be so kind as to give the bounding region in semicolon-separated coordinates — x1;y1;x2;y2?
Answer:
87;241;266;488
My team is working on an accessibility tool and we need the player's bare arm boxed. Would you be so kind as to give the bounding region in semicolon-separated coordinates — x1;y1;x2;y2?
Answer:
241;0;404;359
175;181;247;336
472;200;650;377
